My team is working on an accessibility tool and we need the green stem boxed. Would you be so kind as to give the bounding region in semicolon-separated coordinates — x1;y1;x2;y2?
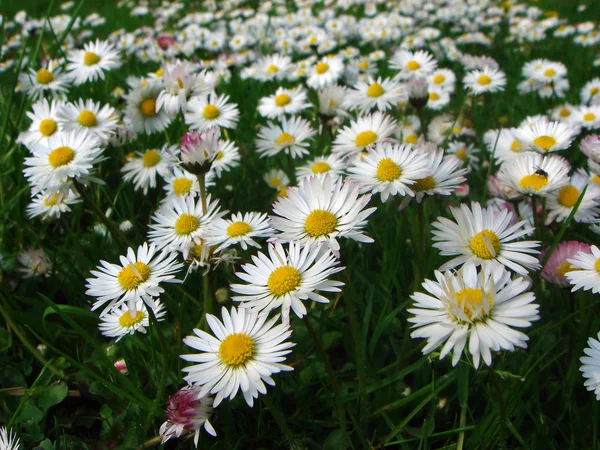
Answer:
416;107;429;141
198;173;208;213
144;305;170;432
488;366;507;448
261;394;294;444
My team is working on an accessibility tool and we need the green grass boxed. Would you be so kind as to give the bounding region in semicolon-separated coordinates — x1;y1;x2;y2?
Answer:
1;0;600;449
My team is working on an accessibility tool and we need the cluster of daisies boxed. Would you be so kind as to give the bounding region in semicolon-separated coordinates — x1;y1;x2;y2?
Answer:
5;0;600;446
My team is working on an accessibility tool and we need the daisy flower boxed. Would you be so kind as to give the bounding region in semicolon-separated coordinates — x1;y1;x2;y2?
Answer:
26;189;81;220
121;145;177;195
463;67;506;95
580;332;600;400
431;201;540;276
411;149;468;203
258;87;311;119
18;60;69;100
57;99;119;142
540;241;591;287
162;167;201;200
428;68;456;93
156;61;198;115
179;127;221;175
332;112;398;160
231;240;344;321
581;78;600;105
0;426;19;450
85;242;183;317
345;76;405;113
256;116;316;159
485;128;530;163
181;306;295;407
514;120;579;153
19;98;64;149
269;174;376;256
546;170;600;224
426;86;451;110
498;153;570;197
566;245;600;294
390;49;437;79
66;39;121;85
212;139;240;177
159;387;216;446
447;141;481;171
408;263;539;368
204;212;273;253
23;129;105;194
347;142;430;202
306;56;344;89
318;85;348;117
17;248;52;278
572;106;600;130
185;92;239;132
125;80;172;135
296;154;345;181
264;169;289;191
98;299;166;342
255;54;292;81
148;195;225;258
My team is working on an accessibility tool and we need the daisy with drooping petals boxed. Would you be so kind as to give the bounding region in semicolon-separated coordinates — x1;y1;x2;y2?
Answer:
296;154;345;182
546;170;600;224
258;87;311;119
408;263;539;368
204;212;273;253
431;201;540;276
345;76;405;113
160;387;216;447
231;241;344;322
18;60;69;100
390;49;437;80
85;242;183;317
580;332;600;400
540;241;591;287
26;189;81;220
125;80;173;135
348;142;430;202
306;56;344;89
156;61;198;115
411;149;468;203
185;91;239;132
566;245;600;294
57;99;119;142
19;99;64;149
270;174;376;256
256;116;316;159
98;299;166;342
498;153;570;197
121;145;177;195
182;306;295;407
332;112;397;160
514;120;579;153
463;67;506;95
66;39;121;85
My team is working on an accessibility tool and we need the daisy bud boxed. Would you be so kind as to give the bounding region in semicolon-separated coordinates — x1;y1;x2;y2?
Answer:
581;134;600;163
36;343;47;356
408;77;429;109
215;287;230;304
157;35;175;50
180;128;220;175
119;220;133;232
540;240;591;287
114;359;128;375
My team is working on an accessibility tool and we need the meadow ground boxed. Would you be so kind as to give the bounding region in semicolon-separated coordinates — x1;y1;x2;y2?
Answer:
2;0;600;449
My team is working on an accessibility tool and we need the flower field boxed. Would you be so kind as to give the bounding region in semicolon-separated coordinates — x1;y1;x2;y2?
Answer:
2;0;600;448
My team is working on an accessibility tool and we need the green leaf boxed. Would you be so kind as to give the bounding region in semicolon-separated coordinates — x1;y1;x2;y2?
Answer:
100;404;112;419
19;403;43;426
33;439;54;450
322;331;343;350
39;381;68;412
0;326;12;352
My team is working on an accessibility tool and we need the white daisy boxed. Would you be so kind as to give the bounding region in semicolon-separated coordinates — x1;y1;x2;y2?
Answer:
185;91;239;132
572;106;600;130
231;241;344;322
212;139;240;177
181;306;295;407
296;154;345;181
431;201;540;276
390;49;437;80
463;67;506;95
125;80;172;135
26;189;81;220
332;112;398;160
514;120;579;153
66;39;121;85
447;141;481;172
408;263;539;368
345;76;405;113
162;167;202;200
269;174;376;256
98;299;166;342
306;56;344;89
156;61;199;115
410;148;468;203
258;87;311;119
19;98;64;149
580;332;600;400
121;145;177;195
428;68;456;93
204;212;273;253
85;242;183;317
546;170;600;224
18;60;69;100
497;153;570;197
566;245;600;294
426;86;451;111
256;116;316;159
264;169;290;190
318;85;348;117
57;99;119;142
0;426;19;450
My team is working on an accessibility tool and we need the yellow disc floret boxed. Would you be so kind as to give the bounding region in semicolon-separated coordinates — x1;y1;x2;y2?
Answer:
140;98;157;117
267;266;302;296
455;287;491;321
477;75;491;85
519;173;548;191
36;69;54;85
469;230;501;260
117;262;150;290
119;310;145;327
316;62;329;74
367;83;384;98
276;132;294;146
412;176;435;191
557;185;580;207
311;162;330;173
406;60;420;71
355;130;377;148
533;135;557;151
83;51;100;66
376;158;401;182
48;146;75;168
77;110;97;127
275;94;291;107
142;149;161;167
227;221;252;237
174;213;200;235
304;209;338;237
219;333;255;367
203;104;220;120
172;178;193;196
39;119;57;136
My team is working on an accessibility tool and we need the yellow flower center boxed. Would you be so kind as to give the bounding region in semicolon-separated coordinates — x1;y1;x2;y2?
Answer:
367;82;384;97
412;176;435;191
140;98;157;117
355;130;377;148
190;241;205;260
277;186;288;198
203;104;220;120
584;113;596;122
43;193;59;206
155;68;163;77
174;213;200;235
269;177;282;187
276;132;294;146
456;148;467;160
559;108;571;118
405;134;418;144
544;68;556;77
316;62;329;74
83;51;100;66
376;158;401;182
312;162;330;173
172;177;192;196
227;221;252;237
36;69;54;85
510;140;522;152
477;75;491;85
119;310;145;327
406;60;420;71
39;119;57;136
519;173;548;191
77;110;97;127
117;262;151;290
533;135;557;151
469;230;501;260
557;185;579;207
275;94;291;107
433;74;445;84
595;259;600;275
267;64;279;73
304;209;338;237
452;126;462;134
218;333;255;367
592;175;600;185
555;261;575;277
48;146;74;168
359;61;369;70
267;265;302;296
142;150;161;167
591;87;600;95
429;92;440;101
456;287;491;321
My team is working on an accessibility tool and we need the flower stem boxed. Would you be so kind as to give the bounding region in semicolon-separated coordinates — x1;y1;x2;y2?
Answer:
416;107;429;141
198;173;207;213
261;394;294;444
144;305;170;432
488;366;507;447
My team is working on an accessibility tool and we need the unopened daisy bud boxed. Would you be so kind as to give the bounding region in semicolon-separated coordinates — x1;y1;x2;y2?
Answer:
114;358;128;375
157;35;175;50
408;77;429;109
541;241;591;287
456;184;470;197
180;127;220;175
119;220;133;232
106;345;118;358
215;287;230;304
37;343;47;356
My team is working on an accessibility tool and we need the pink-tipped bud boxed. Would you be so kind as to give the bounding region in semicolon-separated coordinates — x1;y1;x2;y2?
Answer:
157;35;175;50
180;128;220;175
